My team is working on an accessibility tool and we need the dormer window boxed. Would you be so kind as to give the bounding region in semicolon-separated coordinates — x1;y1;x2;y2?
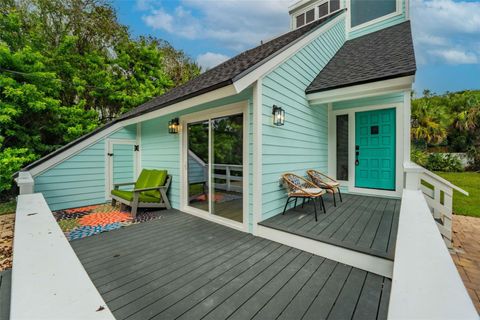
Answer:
294;0;343;29
350;0;399;28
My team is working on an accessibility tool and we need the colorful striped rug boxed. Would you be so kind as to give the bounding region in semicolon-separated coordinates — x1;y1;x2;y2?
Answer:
53;204;163;241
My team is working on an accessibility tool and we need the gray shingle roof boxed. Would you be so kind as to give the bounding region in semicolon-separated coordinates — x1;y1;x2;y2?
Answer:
119;10;345;120
20;10;344;173
306;21;416;94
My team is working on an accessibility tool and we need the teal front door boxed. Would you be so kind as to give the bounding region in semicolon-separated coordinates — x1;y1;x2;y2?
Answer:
355;108;396;190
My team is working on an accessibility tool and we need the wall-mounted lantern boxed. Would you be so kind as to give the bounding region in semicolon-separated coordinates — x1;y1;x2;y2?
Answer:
272;105;285;126
168;118;180;134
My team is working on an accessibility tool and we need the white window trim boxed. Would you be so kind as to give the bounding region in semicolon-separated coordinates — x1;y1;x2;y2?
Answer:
291;0;343;29
328;101;405;198
346;0;403;34
105;139;137;200
179;101;249;233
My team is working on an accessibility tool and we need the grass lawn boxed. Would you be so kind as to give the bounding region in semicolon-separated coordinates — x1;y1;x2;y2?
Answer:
0;199;16;216
436;171;480;218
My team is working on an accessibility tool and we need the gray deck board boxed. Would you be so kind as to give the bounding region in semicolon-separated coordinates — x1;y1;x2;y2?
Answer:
259;193;401;260
0;269;11;320
72;209;391;320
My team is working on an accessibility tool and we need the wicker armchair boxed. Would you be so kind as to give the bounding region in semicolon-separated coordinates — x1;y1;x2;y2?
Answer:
281;173;326;221
307;169;342;207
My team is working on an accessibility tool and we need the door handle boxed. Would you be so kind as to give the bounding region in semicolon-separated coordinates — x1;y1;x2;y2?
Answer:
108;153;114;157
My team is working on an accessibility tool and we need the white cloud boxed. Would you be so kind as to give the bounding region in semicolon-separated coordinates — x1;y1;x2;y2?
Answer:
197;52;230;70
139;0;291;51
430;49;478;64
411;0;480;65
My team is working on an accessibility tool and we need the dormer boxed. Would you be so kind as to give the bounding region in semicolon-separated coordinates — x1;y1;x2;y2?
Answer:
289;0;408;39
289;0;342;30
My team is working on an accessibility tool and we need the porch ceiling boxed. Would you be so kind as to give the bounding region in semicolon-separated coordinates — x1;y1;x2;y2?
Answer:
72;209;391;320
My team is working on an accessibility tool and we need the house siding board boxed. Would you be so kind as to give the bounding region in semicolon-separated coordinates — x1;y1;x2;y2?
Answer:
261;18;346;220
140;90;254;225
348;0;406;39
332;92;405;111
33;125;137;211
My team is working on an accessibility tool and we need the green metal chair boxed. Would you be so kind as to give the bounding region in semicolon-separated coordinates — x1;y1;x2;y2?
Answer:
111;169;172;218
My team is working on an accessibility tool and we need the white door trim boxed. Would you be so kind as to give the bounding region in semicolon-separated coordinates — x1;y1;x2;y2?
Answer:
105;139;137;200
179;101;249;232
328;102;404;198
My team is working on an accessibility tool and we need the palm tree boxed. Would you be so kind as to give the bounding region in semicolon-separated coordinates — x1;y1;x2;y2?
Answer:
411;100;449;145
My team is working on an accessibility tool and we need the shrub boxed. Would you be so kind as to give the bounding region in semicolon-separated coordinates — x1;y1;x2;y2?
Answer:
0;148;37;193
411;147;428;167
425;153;463;172
467;147;480;171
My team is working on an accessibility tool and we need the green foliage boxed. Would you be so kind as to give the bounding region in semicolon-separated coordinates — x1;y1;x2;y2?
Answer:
424;153;463;172
410;146;428;167
412;90;480;152
0;199;16;215
0;0;201;194
466;147;480;171
0;148;37;192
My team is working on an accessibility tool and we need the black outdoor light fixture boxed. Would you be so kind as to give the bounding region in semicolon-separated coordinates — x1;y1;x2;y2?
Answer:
168;117;179;134
272;105;285;126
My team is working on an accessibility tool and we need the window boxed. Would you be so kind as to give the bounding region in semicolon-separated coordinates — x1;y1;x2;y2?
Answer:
330;0;340;12
351;0;397;28
305;8;315;23
336;115;349;181
318;2;328;18
296;13;305;28
294;0;343;29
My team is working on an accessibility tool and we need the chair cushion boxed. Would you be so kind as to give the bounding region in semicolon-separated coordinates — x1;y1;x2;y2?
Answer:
143;170;168;198
111;189;160;203
135;169;151;190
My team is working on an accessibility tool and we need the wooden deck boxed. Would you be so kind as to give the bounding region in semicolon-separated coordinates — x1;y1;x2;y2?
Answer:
259;193;401;260
72;209;391;320
0;269;11;320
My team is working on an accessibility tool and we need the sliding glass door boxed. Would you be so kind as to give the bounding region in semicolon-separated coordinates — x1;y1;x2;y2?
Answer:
186;112;244;224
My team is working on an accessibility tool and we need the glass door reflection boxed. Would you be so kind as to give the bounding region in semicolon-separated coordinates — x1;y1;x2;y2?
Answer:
211;114;243;223
187;120;209;213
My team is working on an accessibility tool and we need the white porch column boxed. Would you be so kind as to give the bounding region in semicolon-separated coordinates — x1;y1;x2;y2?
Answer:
15;171;34;195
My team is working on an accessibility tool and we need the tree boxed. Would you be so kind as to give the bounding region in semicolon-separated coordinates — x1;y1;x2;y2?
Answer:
411;97;450;146
0;0;200;194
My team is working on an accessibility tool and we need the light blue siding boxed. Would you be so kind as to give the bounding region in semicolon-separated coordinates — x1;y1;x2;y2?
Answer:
34;125;137;211
112;143;135;190
332;92;405;111
348;0;406;39
187;153;207;185
141;90;254;222
261;18;346;220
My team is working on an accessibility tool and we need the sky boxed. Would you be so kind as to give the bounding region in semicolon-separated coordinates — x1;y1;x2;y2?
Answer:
112;0;480;95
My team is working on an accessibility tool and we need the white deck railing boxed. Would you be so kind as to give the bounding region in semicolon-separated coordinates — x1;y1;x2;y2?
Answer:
404;162;469;247
13;173;114;320
188;151;243;193
388;189;478;319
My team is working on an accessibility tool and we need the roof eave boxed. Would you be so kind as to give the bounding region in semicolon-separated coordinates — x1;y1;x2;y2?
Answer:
306;74;416;105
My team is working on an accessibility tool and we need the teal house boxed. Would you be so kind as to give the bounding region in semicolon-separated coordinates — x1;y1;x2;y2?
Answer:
20;0;417;234
13;1;479;318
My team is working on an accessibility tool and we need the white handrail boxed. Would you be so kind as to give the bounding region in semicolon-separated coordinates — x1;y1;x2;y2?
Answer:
404;162;468;247
388;190;477;319
11;193;114;320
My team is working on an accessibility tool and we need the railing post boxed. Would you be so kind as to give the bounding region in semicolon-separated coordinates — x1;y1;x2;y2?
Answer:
15;171;34;195
226;166;231;191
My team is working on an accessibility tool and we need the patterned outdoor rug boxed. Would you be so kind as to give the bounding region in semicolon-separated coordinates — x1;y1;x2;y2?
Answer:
53;204;163;241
